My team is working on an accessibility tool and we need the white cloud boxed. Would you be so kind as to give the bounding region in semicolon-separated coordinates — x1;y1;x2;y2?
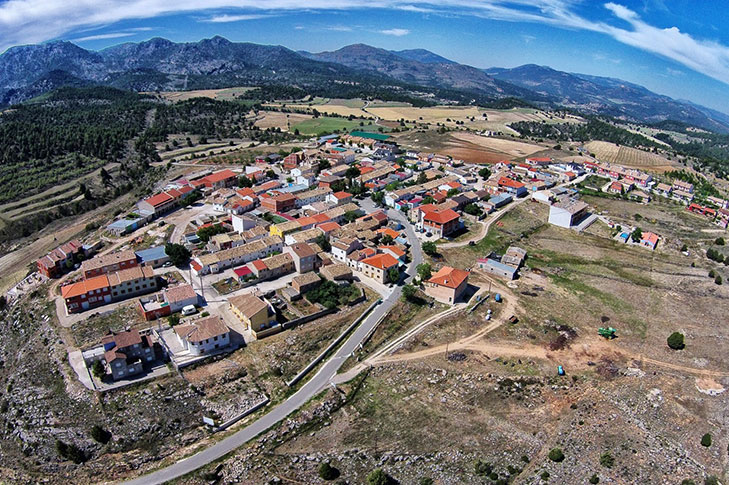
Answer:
327;25;353;32
0;0;728;88
72;32;136;42
380;28;410;36
202;13;269;23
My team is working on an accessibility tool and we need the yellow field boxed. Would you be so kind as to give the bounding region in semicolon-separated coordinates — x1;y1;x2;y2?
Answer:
148;86;255;102
254;111;313;130
449;132;545;157
584;141;679;172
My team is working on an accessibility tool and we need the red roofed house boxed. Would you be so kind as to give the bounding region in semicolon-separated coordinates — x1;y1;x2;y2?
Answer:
198;169;238;189
260;192;296;213
102;329;156;381
327;191;354;206
639;232;660;250
378;245;406;262
360;253;400;284
138;192;175;217
284;152;304;170
608;181;624;194
424;266;469;304
421;208;462;238
497;177;528;197
61;275;111;313
37;239;84;278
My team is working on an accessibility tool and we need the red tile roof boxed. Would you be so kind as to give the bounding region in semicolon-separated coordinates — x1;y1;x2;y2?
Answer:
61;275;109;299
234;266;253;278
498;177;525;189
379;245;405;257
252;260;268;271
423;209;460;224
361;253;399;270
428;266;469;289
332;191;352;199
206;169;237;184
144;192;174;208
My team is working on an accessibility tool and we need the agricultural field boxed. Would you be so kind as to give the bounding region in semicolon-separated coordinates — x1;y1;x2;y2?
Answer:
584;140;680;172
146;86;255;103
253;111;312;130
290;116;381;136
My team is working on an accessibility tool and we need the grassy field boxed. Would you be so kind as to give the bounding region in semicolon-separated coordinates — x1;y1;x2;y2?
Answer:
147;87;255;103
584;140;679;172
291;116;380;136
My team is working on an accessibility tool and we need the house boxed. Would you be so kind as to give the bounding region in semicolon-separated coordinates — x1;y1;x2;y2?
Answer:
137;192;177;217
285;227;325;246
359;253;399;284
232;214;257;233
320;263;353;283
108;266;158;300
502;246;527;268
327;191;354;206
261;252;296;279
165;284;199;312
421;208;462;238
548;198;589;228
81;250;139;278
195;236;283;275
378;245;406;263
498;177;528;197
260;192;296;213
490;193;513;208
424;266;469;304
653;182;672;197
283;243;318;273
229;293;275;336
61;275;112;313
106;217;145;236
608;181;624;194
174;316;230;356
37;239;84;278
102;329;156;381
291;271;322;294
476;257;518;280
332;237;363;262
135;246;169;268
193;169;238;189
672;180;694;194
270;220;302;238
639;232;660;250
284;152;304;170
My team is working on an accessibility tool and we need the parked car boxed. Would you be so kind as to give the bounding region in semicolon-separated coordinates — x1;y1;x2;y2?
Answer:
163;262;173;267
181;305;197;316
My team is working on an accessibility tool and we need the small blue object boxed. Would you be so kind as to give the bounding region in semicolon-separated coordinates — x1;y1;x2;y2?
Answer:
558;366;565;376
494;293;502;302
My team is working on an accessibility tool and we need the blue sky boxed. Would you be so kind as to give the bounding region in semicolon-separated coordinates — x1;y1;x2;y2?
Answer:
1;0;729;113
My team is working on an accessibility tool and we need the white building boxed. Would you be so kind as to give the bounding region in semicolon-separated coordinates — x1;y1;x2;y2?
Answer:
174;316;230;356
232;214;257;233
548;198;589;228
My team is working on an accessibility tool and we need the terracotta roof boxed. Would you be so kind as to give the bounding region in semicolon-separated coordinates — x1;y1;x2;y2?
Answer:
379;245;405;257
174;316;229;343
377;227;400;239
191;260;203;272
144;192;174;208
165;284;196;304
641;232;659;244
361;253;399;270
206;169;237;184
498;177;525;189
332;191;352;199
252;259;268;271
428;266;469;289
317;221;340;233
229;293;269;319
424;209;460;224
287;243;315;259
61;274;110;298
102;329;142;349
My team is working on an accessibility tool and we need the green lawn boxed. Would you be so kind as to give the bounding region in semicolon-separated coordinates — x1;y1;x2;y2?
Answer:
291;116;375;135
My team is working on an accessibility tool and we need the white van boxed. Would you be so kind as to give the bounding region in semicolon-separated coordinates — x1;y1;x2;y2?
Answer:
181;305;197;316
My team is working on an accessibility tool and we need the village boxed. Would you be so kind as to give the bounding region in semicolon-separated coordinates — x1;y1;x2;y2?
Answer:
27;125;729;402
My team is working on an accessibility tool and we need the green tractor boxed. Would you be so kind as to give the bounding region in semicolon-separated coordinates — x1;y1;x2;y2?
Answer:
598;327;617;339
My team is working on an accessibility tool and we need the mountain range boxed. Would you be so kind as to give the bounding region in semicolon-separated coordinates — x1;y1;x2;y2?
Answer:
1;36;727;132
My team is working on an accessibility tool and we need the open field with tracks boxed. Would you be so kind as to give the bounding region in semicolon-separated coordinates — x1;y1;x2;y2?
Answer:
584;140;680;172
146;86;255;102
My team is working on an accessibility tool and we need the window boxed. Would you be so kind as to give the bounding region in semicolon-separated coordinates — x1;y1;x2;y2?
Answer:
115;362;121;368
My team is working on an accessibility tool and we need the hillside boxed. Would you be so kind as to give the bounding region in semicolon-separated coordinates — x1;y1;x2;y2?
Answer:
487;64;729;133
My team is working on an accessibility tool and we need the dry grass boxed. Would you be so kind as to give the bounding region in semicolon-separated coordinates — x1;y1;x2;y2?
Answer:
147;87;255;102
254;111;312;130
584;141;679;172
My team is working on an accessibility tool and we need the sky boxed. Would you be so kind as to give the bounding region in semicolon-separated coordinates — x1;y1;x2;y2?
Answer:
1;0;729;113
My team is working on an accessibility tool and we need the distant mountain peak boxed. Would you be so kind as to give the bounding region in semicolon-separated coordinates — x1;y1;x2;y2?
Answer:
391;48;456;65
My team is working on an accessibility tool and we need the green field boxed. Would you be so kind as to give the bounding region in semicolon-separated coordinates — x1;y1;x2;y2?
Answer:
291;116;376;135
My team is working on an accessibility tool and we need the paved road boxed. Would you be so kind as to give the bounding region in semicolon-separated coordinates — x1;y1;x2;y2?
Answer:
123;197;421;485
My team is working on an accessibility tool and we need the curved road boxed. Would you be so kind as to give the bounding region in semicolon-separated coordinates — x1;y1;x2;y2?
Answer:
124;200;420;485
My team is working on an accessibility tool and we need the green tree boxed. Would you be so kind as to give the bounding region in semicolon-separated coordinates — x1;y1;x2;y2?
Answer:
716;275;723;285
56;440;86;464
667;332;685;350
266;169;277;179
388;267;401;284
417;172;428;184
599;452;614;468
464;203;483;216
631;227;643;243
548;448;565;462
419;478;434;485
589;474;600;484
446;188;460;197
90;425;111;444
367;468;392;485
474;459;493;477
315;233;331;252
168;314;180;326
706;476;719;485
238;175;253;188
478;166;491;179
345;166;361;180
381;234;394;245
165;243;191;266
91;360;105;378
401;284;417;302
196;224;227;243
715;237;725;246
318;462;339;480
344;211;359;224
417;263;432;281
371;191;385;206
701;433;713;447
422;241;438;256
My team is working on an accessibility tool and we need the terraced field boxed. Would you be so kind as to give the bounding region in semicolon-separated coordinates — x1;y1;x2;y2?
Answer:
584;141;679;172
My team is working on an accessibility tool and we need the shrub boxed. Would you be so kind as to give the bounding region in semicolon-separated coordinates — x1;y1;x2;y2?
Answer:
416;263;432;281
681;480;696;485
589;474;600;484
419;478;434;485
706;476;719;485
422;241;438;256
599;452;614;468
540;471;550;480
165;243;191;266
55;439;86;464
701;433;713;447
681;244;688;252
474;459;493;477
318;462;339;480
91;360;105;378
367;468;392;485
667;332;685;350
548;448;565;462
715;275;723;285
90;425;111;444
709;269;716;278
715;237;725;246
200;311;210;317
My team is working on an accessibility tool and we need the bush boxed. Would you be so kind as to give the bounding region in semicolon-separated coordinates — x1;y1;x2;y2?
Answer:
419;478;434;485
55;439;86;463
548;448;565;462
540;471;550;480
318;462;339;480
667;332;685;350
681;480;696;485
422;241;437;256
599;452;614;468
168;314;180;326
715;275;723;285
90;425;111;444
715;237;725;246
589;474;600;484
474;459;493;477
91;360;105;378
367;468;392;485
200;311;210;317
701;433;713;447
706;476;719;485
306;281;360;309
165;243;191;266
